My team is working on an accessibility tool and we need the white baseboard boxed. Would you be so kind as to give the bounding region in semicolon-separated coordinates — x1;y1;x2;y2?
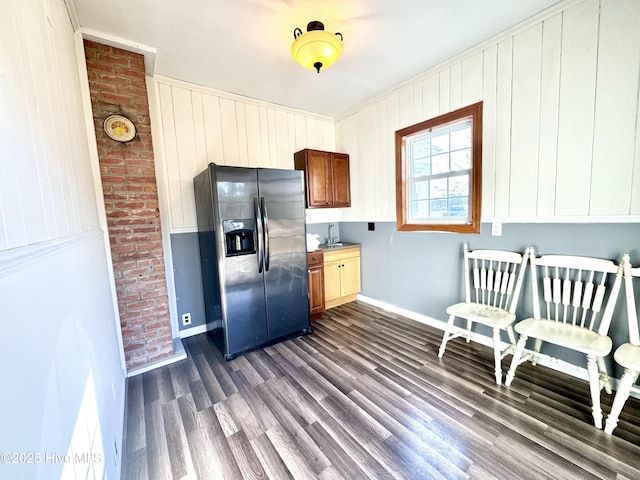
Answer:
127;338;187;377
179;323;213;339
356;294;637;397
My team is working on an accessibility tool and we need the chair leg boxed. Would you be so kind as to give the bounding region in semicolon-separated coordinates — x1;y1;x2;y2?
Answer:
586;354;604;429
505;335;528;387
596;355;612;395
505;325;517;356
604;368;640;434
492;327;502;385
531;338;543;366
438;314;456;358
465;319;473;342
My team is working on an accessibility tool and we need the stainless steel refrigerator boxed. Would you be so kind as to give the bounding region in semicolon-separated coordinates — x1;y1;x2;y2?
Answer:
193;164;312;360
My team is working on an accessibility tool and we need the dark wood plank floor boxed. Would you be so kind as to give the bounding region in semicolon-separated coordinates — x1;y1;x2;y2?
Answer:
122;301;640;479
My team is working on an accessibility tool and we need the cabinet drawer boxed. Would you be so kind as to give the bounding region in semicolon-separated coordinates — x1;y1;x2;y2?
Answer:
323;246;360;263
307;250;324;266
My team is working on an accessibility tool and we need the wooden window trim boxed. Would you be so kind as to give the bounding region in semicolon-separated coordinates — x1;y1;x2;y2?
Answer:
395;101;483;233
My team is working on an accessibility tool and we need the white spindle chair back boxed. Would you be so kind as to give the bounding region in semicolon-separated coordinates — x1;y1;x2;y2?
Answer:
624;263;640;346
530;255;622;337
441;244;530;385
464;244;528;314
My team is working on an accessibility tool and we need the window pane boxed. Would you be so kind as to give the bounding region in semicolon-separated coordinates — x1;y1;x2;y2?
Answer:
431;133;449;154
413;138;430;159
447;175;469;218
430;178;447;199
430;199;446;217
412;180;428;200
431;153;449;174
447;196;468;217
450;127;471;150
411;199;428;218
451;148;471;171
413;158;431;176
450;175;469;198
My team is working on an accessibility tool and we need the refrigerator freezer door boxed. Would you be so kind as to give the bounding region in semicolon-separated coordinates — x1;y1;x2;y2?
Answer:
258;168;311;340
214;166;268;355
193;167;224;353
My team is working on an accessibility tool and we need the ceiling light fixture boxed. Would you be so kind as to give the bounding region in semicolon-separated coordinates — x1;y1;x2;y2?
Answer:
291;21;343;73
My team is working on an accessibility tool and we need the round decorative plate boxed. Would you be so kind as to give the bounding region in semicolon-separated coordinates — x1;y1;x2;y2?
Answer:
103;114;136;142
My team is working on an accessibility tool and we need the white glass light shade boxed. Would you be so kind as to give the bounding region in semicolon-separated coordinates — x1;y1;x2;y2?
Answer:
291;29;344;73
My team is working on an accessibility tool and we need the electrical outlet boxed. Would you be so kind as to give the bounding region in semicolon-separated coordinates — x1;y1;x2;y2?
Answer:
181;313;191;326
491;222;502;236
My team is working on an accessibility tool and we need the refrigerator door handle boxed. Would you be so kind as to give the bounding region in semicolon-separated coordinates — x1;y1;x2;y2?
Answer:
254;197;264;273
261;196;270;271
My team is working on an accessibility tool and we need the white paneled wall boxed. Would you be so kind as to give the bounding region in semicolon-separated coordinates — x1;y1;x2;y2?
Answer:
1;2;126;478
152;78;336;232
336;0;640;222
0;0;99;251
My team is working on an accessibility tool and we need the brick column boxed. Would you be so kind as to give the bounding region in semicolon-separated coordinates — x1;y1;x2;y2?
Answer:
84;40;174;370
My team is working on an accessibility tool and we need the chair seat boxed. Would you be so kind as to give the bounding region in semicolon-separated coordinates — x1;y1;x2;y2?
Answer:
446;302;515;329
613;343;640;370
514;318;613;356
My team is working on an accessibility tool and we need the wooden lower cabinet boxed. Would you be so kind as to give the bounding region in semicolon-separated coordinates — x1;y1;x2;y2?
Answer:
307;251;324;320
323;246;361;309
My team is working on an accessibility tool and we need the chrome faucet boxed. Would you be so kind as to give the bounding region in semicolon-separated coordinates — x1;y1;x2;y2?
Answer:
328;223;336;244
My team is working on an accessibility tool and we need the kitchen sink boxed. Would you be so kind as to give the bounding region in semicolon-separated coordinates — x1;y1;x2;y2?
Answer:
319;242;359;250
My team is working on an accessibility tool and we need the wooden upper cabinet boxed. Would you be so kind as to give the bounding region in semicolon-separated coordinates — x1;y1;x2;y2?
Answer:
330;153;351;207
294;149;351;208
304;150;332;207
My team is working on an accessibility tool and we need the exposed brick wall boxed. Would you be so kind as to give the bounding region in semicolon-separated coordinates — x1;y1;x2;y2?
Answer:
84;40;174;370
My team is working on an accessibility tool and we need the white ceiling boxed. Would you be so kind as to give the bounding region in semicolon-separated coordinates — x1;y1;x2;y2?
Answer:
72;0;563;118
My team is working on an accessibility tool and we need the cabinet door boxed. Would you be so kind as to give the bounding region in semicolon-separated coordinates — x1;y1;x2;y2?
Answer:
323;260;342;302
331;153;351;207
306;150;332;207
340;255;361;297
308;265;325;315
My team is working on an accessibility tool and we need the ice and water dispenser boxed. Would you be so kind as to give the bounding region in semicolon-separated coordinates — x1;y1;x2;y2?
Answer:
222;219;255;257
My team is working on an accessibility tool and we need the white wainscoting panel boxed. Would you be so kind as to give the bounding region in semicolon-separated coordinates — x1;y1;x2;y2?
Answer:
537;14;562;217
494;37;513;218
589;0;640;215
482;45;498;218
152;78;336;232
509;23;542;217
555;0;599;217
461;52;483;106
0;0;99;251
335;0;640;223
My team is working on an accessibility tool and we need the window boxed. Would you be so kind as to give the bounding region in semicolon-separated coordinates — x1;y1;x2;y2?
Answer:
395;101;482;233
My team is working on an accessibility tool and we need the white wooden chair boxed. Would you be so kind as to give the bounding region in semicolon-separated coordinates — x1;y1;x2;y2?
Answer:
505;252;625;429
604;256;639;435
438;244;530;385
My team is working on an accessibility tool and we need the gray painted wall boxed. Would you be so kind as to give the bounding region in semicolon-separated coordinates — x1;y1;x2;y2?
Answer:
338;221;640;378
171;233;207;331
0;233;125;479
306;222;340;245
172;221;640;379
172;223;340;333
